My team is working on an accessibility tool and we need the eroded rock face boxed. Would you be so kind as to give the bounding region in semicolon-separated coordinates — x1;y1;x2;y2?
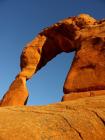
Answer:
0;95;105;140
0;77;28;106
0;14;105;106
64;26;105;94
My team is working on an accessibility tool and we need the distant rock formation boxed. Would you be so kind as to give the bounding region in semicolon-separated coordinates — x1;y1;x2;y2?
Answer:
0;95;105;140
0;14;105;106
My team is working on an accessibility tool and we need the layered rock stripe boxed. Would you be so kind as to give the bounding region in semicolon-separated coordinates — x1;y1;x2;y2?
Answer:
0;14;105;106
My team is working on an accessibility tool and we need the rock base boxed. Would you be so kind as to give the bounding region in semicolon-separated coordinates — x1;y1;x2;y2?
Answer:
62;90;105;101
0;95;105;140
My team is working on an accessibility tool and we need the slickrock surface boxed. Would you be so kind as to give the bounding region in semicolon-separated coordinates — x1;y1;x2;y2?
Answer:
0;95;105;140
0;14;105;106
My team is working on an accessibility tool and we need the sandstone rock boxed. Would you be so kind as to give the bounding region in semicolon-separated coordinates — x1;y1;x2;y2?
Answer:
0;77;28;106
1;14;105;106
0;95;105;140
62;90;105;101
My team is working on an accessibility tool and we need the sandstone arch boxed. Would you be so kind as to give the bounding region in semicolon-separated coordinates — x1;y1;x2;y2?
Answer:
0;14;105;106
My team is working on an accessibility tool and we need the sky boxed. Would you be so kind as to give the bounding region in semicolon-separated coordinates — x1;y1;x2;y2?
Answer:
0;0;105;105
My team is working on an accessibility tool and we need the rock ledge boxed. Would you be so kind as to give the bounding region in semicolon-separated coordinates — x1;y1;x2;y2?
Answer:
0;95;105;140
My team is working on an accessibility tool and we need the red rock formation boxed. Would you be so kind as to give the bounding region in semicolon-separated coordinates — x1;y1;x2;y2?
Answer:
0;77;28;106
0;95;105;140
0;14;105;106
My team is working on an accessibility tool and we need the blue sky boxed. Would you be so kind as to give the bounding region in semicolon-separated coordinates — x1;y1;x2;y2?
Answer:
0;0;105;105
